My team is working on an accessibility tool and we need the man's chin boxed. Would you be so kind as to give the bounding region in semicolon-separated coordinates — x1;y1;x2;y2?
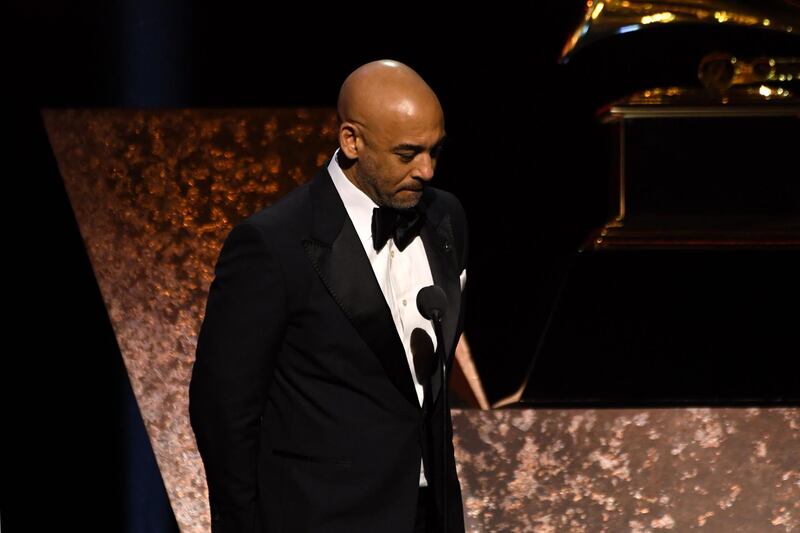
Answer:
391;190;423;210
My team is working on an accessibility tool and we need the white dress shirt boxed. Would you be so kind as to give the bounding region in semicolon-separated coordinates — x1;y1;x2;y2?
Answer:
328;152;466;487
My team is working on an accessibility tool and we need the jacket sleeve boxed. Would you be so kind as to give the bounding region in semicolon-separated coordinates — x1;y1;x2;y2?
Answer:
189;221;288;533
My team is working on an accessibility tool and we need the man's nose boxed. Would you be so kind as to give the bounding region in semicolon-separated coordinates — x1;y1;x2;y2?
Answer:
414;153;435;181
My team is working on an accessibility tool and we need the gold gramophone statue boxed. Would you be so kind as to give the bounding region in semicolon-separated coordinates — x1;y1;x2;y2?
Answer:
507;0;800;408
565;0;800;249
562;0;800;61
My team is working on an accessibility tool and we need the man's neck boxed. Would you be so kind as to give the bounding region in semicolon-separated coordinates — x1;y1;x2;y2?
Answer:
336;151;381;207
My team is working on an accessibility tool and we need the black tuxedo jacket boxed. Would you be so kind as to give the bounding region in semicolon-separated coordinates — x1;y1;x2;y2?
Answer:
189;166;468;532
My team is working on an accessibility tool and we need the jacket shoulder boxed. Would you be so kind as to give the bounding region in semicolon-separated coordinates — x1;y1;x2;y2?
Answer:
428;187;466;224
425;186;468;268
229;180;313;241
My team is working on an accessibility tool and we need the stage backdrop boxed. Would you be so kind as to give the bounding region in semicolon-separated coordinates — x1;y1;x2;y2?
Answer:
44;110;799;532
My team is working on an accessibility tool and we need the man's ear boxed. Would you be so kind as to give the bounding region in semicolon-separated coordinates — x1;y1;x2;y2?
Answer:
339;122;360;160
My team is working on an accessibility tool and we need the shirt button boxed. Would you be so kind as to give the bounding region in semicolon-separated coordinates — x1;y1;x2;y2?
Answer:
402;299;407;306
390;250;395;257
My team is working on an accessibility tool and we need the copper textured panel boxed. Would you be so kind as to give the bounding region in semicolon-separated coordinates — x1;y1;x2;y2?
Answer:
452;408;800;532
44;109;338;533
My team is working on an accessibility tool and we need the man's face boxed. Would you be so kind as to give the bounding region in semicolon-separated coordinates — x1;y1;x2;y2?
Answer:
354;113;446;210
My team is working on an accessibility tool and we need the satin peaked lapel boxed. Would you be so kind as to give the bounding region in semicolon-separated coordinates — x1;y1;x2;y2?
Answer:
419;199;461;407
301;169;419;407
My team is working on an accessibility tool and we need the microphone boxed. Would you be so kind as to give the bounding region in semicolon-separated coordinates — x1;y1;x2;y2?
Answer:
416;285;447;324
415;284;449;533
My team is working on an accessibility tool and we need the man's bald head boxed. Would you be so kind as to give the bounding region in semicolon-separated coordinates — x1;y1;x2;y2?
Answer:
337;60;442;132
336;60;446;209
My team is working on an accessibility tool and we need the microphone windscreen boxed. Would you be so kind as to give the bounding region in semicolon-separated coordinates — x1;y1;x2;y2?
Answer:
417;285;447;321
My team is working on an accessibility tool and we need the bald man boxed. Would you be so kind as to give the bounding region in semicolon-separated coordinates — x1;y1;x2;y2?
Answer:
190;60;468;533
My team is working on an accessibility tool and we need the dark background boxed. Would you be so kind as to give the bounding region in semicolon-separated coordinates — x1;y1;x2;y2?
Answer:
6;2;799;531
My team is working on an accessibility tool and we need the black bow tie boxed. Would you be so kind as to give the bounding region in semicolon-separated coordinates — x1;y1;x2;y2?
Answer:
371;206;425;252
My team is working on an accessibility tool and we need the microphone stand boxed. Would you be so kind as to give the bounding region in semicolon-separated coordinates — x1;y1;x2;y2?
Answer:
430;312;447;533
417;285;450;532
